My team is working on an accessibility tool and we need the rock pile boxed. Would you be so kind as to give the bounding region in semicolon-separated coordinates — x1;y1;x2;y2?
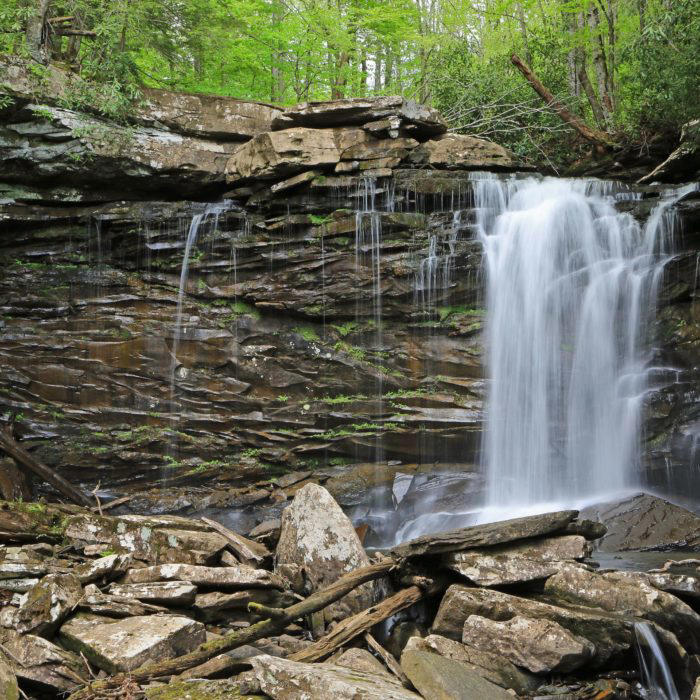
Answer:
3;489;700;699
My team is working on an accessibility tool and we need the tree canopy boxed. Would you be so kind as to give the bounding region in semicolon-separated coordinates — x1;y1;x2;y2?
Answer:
1;0;698;162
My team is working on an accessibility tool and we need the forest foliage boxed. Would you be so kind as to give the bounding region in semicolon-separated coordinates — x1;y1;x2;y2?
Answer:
1;0;698;162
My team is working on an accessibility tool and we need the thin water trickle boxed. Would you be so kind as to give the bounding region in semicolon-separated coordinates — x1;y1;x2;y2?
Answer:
634;622;680;700
476;175;697;513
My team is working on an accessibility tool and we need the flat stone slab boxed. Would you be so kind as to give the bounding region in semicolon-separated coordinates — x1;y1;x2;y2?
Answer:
122;563;284;589
108;582;197;606
13;573;82;637
250;654;421;699
442;534;590;586
59;614;206;673
74;553;132;584
400;650;513;700
146;678;265;699
580;493;700;552
404;634;539;694
462;614;595;673
390;510;578;559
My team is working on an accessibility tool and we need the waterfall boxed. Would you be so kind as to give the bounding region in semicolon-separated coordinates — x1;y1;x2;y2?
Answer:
476;175;693;514
634;622;680;700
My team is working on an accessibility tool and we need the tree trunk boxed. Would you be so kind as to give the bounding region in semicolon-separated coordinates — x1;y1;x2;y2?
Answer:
516;2;532;66
510;53;615;147
26;0;53;63
589;7;613;126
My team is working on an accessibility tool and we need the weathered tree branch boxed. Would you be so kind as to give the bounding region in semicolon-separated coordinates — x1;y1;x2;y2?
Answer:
0;426;92;507
66;558;397;699
510;53;616;147
288;580;444;663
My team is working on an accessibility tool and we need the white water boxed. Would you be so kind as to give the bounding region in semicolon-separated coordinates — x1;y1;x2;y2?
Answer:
477;175;695;513
634;622;680;700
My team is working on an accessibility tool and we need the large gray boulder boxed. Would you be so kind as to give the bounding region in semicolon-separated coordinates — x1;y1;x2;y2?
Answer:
404;634;539;693
407;133;518;170
442;534;590;586
59;614;206;673
579;493;700;552
400;650;513;700
432;584;631;666
648;559;700;599
544;566;700;652
12;573;82;637
250;654;421;699
275;483;376;621
462;614;595;673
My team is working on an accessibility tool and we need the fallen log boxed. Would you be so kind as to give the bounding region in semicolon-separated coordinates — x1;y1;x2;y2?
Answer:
66;558;398;699
365;632;411;687
0;426;92;507
289;580;445;663
510;53;616;148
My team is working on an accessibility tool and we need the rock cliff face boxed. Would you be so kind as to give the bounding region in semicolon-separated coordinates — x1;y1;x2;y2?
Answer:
0;63;698;531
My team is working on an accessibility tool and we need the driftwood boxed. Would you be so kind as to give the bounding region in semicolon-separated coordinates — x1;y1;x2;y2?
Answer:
0;425;92;507
66;559;397;699
288;580;444;663
200;516;270;563
389;509;578;559
510;53;616;147
364;632;411;687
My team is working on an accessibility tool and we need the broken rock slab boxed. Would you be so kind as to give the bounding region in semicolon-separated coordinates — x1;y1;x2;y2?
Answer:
13;572;82;637
123;563;284;590
442;534;591;586
74;552;132;584
400;650;513;700
250;654;421;700
0;652;18;700
108;581;197;606
404;634;539;694
59;613;206;673
462;614;595;674
145;677;265;699
79;583;170;617
0;628;85;694
432;584;631;666
272;97;447;138
648;559;700;598
407;133;519;170
580;493;700;552
275;483;376;620
544;565;700;652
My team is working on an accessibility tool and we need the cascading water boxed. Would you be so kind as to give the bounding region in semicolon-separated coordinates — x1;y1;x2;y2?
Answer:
633;622;680;700
476;175;695;515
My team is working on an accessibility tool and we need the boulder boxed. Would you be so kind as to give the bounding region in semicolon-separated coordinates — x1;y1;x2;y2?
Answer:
59;614;206;673
442;534;591;586
272;97;447;138
579;493;700;552
0;653;18;700
639;119;700;184
13;573;82;637
335;648;391;677
249;654;421;699
404;634;539;694
275;483;375;620
108;582;197;606
226;128;361;183
544;566;700;651
122;563;284;589
432;584;631;666
0;103;235;198
693;675;700;700
390;509;578;559
649;559;700;598
400;650;513;700
79;583;170;617
74;553;133;584
145;678;264;699
407;133;518;170
341;137;418;161
462;614;595;673
0;628;85;694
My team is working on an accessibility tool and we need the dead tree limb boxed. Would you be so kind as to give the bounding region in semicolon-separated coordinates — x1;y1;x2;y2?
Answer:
66;559;398;699
510;53;616;147
0;426;92;507
200;516;269;563
364;632;411;687
288;581;445;663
